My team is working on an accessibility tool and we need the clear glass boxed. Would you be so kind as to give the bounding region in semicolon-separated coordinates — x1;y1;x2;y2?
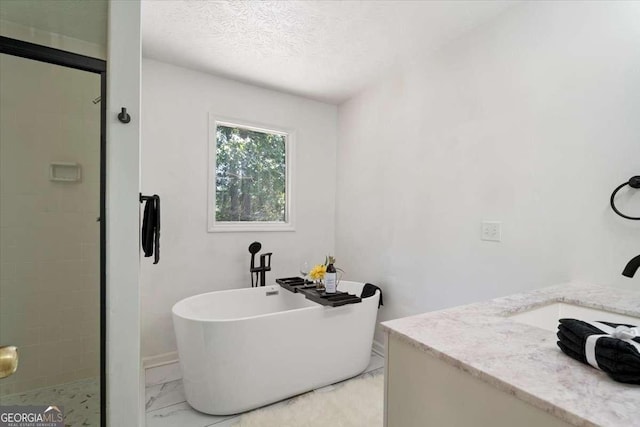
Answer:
0;54;102;425
215;124;286;222
299;261;310;281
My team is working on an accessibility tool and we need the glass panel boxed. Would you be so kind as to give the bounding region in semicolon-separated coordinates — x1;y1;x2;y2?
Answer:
0;53;101;426
215;124;287;222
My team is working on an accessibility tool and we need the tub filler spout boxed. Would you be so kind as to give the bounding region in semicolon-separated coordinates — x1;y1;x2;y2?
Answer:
622;254;640;278
266;288;279;296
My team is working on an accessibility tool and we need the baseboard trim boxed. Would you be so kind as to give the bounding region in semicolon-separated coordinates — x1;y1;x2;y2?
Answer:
139;359;146;426
143;343;384;387
143;343;384;370
142;351;179;369
372;340;385;357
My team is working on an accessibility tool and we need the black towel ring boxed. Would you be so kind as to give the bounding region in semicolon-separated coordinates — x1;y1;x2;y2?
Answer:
610;176;640;220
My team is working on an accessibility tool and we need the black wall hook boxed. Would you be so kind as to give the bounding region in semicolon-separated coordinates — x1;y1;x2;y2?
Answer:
118;107;131;123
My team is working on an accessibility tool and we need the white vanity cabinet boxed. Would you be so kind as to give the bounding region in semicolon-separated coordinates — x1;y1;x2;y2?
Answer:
382;283;640;427
384;333;572;427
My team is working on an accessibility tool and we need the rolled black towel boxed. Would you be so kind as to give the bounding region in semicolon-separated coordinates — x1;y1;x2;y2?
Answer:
556;318;640;384
558;329;640;375
361;283;383;309
558;325;640;371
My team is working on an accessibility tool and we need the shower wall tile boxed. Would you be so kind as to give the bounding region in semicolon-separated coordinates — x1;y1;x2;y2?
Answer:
0;54;101;395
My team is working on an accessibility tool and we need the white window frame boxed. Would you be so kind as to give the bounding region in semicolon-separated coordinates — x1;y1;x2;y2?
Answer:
208;114;295;232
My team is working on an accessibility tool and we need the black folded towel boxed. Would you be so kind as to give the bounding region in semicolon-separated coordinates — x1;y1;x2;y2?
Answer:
556;318;640;384
361;283;383;308
558;325;640;372
141;195;161;264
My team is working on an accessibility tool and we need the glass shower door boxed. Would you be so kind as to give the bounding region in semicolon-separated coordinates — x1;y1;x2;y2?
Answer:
0;51;102;426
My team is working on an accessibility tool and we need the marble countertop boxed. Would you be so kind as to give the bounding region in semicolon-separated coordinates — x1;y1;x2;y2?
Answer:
381;282;640;427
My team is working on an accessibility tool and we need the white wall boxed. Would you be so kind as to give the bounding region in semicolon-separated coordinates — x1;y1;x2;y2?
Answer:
336;1;640;338
141;58;337;358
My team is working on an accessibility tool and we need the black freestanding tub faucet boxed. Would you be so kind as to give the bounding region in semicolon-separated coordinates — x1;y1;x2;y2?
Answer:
249;241;272;287
609;175;640;278
622;254;640;278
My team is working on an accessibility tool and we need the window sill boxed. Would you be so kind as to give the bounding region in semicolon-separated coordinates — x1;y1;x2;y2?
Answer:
208;222;295;233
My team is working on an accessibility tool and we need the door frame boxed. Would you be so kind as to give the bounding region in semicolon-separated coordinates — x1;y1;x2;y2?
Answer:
0;35;108;427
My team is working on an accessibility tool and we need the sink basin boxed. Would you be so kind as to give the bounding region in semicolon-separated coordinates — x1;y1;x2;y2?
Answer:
508;302;639;332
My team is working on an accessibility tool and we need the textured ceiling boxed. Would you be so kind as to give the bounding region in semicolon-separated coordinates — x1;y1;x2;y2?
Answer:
142;0;516;104
0;0;107;45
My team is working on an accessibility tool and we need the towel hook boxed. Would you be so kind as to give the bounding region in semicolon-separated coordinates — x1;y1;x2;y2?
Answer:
118;107;131;124
610;176;640;220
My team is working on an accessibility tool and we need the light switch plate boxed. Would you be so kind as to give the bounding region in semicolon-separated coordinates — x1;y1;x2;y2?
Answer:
481;221;501;242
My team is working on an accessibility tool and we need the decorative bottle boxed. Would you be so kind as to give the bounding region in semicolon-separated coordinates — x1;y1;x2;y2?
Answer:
325;256;337;294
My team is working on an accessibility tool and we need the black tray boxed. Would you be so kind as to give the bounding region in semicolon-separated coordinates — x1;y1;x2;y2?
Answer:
276;277;313;293
276;277;362;307
276;277;306;286
303;289;362;307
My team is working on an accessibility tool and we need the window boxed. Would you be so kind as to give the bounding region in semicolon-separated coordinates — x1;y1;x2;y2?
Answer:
208;116;294;232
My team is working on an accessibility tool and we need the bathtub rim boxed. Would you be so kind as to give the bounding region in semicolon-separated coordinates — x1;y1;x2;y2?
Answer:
172;283;379;323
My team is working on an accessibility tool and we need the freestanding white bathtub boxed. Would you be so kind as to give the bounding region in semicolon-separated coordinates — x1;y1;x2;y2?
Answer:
172;281;380;415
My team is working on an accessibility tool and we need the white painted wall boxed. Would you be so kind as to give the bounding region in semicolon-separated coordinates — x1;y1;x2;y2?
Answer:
140;58;337;358
336;1;640;340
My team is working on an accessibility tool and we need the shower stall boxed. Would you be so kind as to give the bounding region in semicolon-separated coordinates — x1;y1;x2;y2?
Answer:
0;38;106;426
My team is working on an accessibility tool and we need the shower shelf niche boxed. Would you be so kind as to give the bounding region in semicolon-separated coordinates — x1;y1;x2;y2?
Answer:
49;162;81;182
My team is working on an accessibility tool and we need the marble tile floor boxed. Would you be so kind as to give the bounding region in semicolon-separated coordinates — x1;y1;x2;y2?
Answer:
145;352;385;427
1;377;100;427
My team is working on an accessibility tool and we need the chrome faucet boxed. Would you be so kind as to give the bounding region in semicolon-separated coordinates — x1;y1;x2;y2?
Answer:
248;241;272;287
622;254;640;278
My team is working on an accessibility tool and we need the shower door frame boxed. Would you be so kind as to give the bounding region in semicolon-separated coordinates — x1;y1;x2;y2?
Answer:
0;36;107;427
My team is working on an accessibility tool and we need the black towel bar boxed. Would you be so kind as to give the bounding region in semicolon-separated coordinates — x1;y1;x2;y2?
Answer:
140;193;154;203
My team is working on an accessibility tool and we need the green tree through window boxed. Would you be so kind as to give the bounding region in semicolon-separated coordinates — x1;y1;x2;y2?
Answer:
215;124;286;222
